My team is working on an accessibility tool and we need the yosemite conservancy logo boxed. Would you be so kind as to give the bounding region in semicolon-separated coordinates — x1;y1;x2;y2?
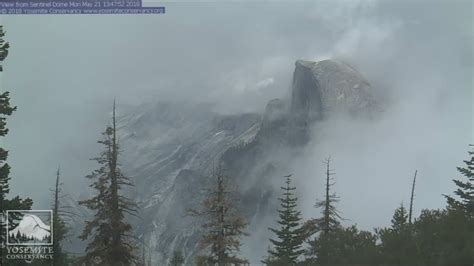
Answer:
4;210;54;263
7;210;52;245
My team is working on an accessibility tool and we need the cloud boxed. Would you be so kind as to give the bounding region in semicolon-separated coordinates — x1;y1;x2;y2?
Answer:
256;77;274;89
2;0;471;234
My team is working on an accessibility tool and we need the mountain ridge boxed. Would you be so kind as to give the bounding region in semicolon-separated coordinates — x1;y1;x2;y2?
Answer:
69;59;379;264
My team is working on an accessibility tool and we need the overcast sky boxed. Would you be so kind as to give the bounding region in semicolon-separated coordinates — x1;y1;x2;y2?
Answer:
1;0;472;231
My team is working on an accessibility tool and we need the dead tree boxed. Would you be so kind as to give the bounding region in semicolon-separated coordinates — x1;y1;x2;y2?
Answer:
408;170;418;224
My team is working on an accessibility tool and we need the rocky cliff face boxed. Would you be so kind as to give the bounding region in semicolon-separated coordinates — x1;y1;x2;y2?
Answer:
113;102;260;264
291;59;375;117
83;59;377;264
257;59;377;148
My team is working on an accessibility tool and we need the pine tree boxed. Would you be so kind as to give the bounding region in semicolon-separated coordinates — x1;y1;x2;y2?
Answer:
51;167;69;265
79;101;138;266
263;174;304;266
378;203;416;264
169;250;184;266
189;165;248;266
391;203;408;232
445;145;474;218
0;26;33;264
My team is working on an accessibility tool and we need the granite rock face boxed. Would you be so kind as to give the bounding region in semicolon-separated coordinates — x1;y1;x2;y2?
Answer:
258;59;377;147
116;102;261;264
291;59;376;118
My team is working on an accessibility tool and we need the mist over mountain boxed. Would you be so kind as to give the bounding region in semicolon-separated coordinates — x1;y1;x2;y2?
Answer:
92;59;378;264
2;1;471;265
5;0;471;212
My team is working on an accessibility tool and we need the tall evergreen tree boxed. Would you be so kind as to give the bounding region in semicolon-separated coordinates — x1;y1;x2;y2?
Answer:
190;165;248;266
51;167;69;265
79;101;138;266
445;145;474;217
0;26;33;264
263;175;304;266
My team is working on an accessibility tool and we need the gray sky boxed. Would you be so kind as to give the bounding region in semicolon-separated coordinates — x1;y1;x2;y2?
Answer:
1;0;472;230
